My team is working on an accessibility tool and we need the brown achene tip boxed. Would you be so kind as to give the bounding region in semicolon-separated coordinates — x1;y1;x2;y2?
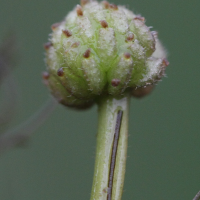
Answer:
44;42;53;50
51;22;61;31
83;49;91;58
126;33;134;42
102;1;109;9
81;0;88;6
42;71;50;80
134;16;145;22
111;79;120;87
100;20;108;28
76;5;83;16
57;68;64;76
62;29;72;37
162;58;169;66
109;4;118;10
124;52;131;59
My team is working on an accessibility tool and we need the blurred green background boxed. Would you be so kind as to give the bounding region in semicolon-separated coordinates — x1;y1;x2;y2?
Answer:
0;0;199;199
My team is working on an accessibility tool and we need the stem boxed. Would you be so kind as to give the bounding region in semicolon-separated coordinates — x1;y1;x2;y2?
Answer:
193;191;200;200
90;95;130;200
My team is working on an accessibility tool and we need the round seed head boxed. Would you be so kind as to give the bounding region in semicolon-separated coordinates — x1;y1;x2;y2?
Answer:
44;0;168;109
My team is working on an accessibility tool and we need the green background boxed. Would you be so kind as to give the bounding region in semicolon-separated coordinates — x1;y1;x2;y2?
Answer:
0;0;200;199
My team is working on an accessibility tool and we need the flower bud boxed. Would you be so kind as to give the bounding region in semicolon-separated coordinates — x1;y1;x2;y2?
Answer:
44;0;169;108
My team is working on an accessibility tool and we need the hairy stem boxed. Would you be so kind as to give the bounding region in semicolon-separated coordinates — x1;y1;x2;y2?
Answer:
90;95;130;200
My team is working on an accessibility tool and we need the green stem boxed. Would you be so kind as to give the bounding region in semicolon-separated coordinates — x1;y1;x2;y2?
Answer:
90;95;130;200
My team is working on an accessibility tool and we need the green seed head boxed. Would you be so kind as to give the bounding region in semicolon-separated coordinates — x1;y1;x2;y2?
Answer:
43;0;169;108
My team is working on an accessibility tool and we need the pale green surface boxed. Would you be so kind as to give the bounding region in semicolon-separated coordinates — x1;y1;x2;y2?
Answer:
90;95;129;200
0;0;200;200
46;1;165;107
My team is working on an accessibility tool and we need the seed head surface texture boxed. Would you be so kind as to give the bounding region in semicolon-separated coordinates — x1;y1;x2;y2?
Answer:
44;0;169;109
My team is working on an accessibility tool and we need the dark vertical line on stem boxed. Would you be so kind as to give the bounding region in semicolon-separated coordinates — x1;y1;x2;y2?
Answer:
107;110;123;200
193;190;200;200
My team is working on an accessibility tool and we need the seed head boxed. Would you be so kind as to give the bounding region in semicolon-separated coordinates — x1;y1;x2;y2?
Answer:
44;0;168;109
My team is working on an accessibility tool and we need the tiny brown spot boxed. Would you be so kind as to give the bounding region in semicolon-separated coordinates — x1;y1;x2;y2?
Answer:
71;42;80;48
57;68;64;76
134;16;145;22
111;79;120;87
44;42;53;50
109;4;118;10
76;5;83;16
62;29;72;37
100;20;108;28
81;0;88;6
126;33;134;42
83;49;91;58
51;22;61;31
124;52;131;59
102;1;109;9
162;58;169;66
42;71;50;80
